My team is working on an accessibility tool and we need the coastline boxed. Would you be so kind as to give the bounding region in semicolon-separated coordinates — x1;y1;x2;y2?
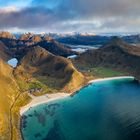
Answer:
20;93;70;115
20;76;134;116
88;76;135;84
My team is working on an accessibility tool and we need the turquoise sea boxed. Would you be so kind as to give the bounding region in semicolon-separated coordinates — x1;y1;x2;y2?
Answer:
21;78;140;140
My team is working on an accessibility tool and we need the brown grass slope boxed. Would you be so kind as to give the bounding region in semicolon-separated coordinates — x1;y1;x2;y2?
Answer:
15;46;84;92
0;59;31;140
0;59;19;139
76;37;140;80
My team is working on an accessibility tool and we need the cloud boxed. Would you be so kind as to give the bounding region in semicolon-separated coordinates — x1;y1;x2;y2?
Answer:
0;0;140;33
0;7;53;28
0;6;78;30
31;0;140;18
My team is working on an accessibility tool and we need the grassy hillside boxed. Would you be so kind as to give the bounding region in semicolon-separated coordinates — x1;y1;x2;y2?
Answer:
75;37;140;80
15;46;85;95
73;60;127;80
0;59;31;140
0;59;18;139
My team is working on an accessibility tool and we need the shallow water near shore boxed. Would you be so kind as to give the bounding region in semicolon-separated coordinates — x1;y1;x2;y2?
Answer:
21;78;140;140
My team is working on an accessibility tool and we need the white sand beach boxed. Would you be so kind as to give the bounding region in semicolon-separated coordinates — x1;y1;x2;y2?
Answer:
20;93;70;115
20;76;135;115
88;76;134;84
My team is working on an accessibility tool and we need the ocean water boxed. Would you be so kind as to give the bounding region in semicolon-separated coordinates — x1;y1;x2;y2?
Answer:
21;78;140;140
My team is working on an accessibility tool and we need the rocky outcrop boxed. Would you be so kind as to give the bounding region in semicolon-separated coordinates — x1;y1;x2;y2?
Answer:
0;31;16;39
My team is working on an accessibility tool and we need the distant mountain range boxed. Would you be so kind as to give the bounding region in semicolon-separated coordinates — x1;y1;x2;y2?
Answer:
0;32;77;61
52;33;140;46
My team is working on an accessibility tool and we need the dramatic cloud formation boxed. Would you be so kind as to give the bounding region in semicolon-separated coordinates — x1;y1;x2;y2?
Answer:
0;0;140;33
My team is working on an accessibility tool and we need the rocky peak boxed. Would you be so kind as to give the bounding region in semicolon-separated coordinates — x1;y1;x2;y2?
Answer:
0;31;16;39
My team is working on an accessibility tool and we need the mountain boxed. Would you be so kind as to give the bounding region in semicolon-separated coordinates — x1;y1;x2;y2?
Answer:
0;41;12;61
55;33;140;46
30;35;42;43
0;32;17;52
76;37;140;80
17;33;77;57
15;46;84;92
20;33;42;43
43;35;53;41
122;34;140;44
19;33;33;41
0;31;16;39
56;34;110;45
36;39;77;57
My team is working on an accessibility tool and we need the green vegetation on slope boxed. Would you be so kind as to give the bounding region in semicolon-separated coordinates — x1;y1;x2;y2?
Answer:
88;67;127;78
73;61;127;80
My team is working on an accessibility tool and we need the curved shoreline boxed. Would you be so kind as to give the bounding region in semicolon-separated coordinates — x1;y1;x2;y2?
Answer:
88;76;135;84
20;76;134;116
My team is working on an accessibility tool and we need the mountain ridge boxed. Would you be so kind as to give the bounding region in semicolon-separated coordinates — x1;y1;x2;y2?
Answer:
76;37;140;80
15;46;85;92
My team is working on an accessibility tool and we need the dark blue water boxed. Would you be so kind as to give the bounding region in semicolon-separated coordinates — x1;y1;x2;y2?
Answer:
21;78;140;140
